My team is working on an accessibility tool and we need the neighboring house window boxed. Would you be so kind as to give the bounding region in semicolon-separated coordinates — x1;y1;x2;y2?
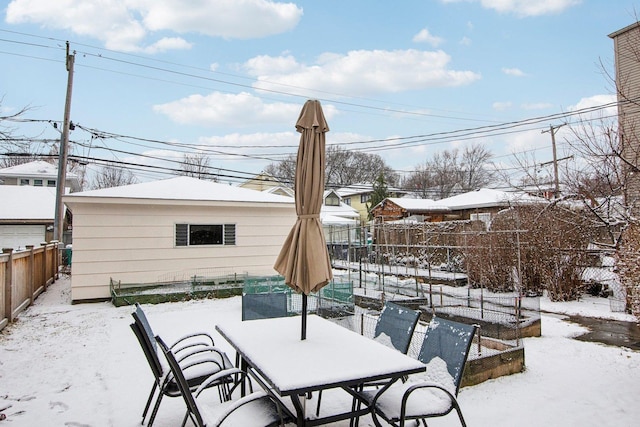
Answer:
343;198;351;206
360;194;370;203
175;223;236;246
470;213;492;227
47;180;56;187
20;179;29;186
34;179;43;186
325;193;340;206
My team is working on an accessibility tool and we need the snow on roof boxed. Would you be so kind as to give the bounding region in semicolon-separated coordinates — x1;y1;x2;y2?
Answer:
321;213;358;224
0;186;57;220
385;197;450;212
64;176;295;204
436;188;547;210
0;160;77;179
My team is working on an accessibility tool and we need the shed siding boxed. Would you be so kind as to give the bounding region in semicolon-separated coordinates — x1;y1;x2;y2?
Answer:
69;202;295;301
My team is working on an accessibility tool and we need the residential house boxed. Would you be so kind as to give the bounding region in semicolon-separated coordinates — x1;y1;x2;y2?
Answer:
336;183;407;224
609;22;640;214
370;197;450;223
436;188;547;227
0;160;81;192
239;171;289;193
62;176;295;302
0;186;61;250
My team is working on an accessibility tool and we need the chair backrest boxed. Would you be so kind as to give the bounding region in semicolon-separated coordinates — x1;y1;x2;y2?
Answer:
133;303;157;351
241;293;288;321
156;335;206;427
374;301;420;354
130;322;164;381
418;317;478;395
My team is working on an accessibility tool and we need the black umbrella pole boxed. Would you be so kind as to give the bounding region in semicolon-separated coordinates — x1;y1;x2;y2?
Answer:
302;294;307;340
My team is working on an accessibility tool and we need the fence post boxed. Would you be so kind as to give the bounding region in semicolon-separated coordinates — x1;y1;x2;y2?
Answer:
26;245;35;305
3;248;13;323
52;240;60;280
41;242;48;291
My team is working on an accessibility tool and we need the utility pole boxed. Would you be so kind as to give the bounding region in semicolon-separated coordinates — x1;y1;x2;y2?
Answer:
542;124;565;199
53;42;75;245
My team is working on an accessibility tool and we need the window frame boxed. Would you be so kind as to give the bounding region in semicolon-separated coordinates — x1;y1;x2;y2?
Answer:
175;223;236;247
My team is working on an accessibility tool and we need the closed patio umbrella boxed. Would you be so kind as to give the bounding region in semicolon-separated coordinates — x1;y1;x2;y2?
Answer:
274;99;333;340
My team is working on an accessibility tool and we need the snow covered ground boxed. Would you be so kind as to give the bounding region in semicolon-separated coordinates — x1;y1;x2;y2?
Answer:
0;274;639;426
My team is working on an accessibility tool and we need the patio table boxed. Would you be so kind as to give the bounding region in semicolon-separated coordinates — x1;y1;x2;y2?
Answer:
215;314;425;426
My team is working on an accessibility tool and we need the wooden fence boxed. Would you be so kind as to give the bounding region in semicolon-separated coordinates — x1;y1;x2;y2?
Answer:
0;243;59;331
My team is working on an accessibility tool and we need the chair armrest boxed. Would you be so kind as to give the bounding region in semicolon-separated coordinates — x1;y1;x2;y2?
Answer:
171;332;216;351
399;381;459;419
176;345;227;365
194;367;245;396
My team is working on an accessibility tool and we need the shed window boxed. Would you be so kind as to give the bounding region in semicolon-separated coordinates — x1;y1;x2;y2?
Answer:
34;179;43;187
47;180;56;187
175;223;236;247
20;179;29;186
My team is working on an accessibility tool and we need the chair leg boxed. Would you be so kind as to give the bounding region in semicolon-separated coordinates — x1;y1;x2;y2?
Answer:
141;383;157;424
147;392;164;427
315;390;322;417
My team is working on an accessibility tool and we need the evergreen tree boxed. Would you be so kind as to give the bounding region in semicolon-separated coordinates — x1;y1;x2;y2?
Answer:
367;173;389;220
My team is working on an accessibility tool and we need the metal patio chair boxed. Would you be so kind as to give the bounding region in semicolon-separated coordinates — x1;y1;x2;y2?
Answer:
373;301;421;354
363;316;478;427
156;335;287;427
130;303;234;426
241;292;288;321
316;301;421;417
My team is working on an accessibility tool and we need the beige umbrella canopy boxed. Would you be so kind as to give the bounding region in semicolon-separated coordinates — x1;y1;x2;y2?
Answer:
274;99;333;339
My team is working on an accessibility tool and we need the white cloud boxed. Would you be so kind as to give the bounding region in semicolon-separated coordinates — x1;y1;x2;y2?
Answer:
459;36;472;46
5;0;302;52
143;37;192;54
153;91;338;127
439;0;581;17
502;67;526;77
492;101;513;111
412;28;445;47
245;49;481;97
568;94;618;120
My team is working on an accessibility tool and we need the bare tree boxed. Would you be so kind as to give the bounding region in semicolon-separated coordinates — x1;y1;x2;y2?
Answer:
263;154;296;186
1;100;35;168
91;163;137;189
179;153;216;181
402;143;494;199
401;161;435;198
264;146;398;188
460;143;494;190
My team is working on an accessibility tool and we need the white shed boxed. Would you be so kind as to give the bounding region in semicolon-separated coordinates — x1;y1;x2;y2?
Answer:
63;177;296;302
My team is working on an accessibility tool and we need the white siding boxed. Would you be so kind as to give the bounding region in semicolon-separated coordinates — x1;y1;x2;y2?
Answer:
67;200;295;301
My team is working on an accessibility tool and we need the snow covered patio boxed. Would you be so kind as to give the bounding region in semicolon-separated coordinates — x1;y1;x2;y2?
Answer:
1;275;639;426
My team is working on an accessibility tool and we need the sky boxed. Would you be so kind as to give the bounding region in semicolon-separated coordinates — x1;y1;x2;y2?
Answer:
0;273;638;426
1;0;639;186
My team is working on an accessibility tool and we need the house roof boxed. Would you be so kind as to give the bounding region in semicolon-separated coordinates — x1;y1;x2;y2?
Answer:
0;186;57;221
381;197;450;212
436;188;547;210
0;160;78;180
64;176;295;204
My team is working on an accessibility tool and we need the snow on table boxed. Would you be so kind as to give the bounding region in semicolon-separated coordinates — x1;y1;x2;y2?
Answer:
216;314;425;395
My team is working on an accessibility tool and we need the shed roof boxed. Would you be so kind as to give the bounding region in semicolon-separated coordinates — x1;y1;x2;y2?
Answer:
63;176;295;204
382;197;450;212
436;188;547;210
0;186;57;221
